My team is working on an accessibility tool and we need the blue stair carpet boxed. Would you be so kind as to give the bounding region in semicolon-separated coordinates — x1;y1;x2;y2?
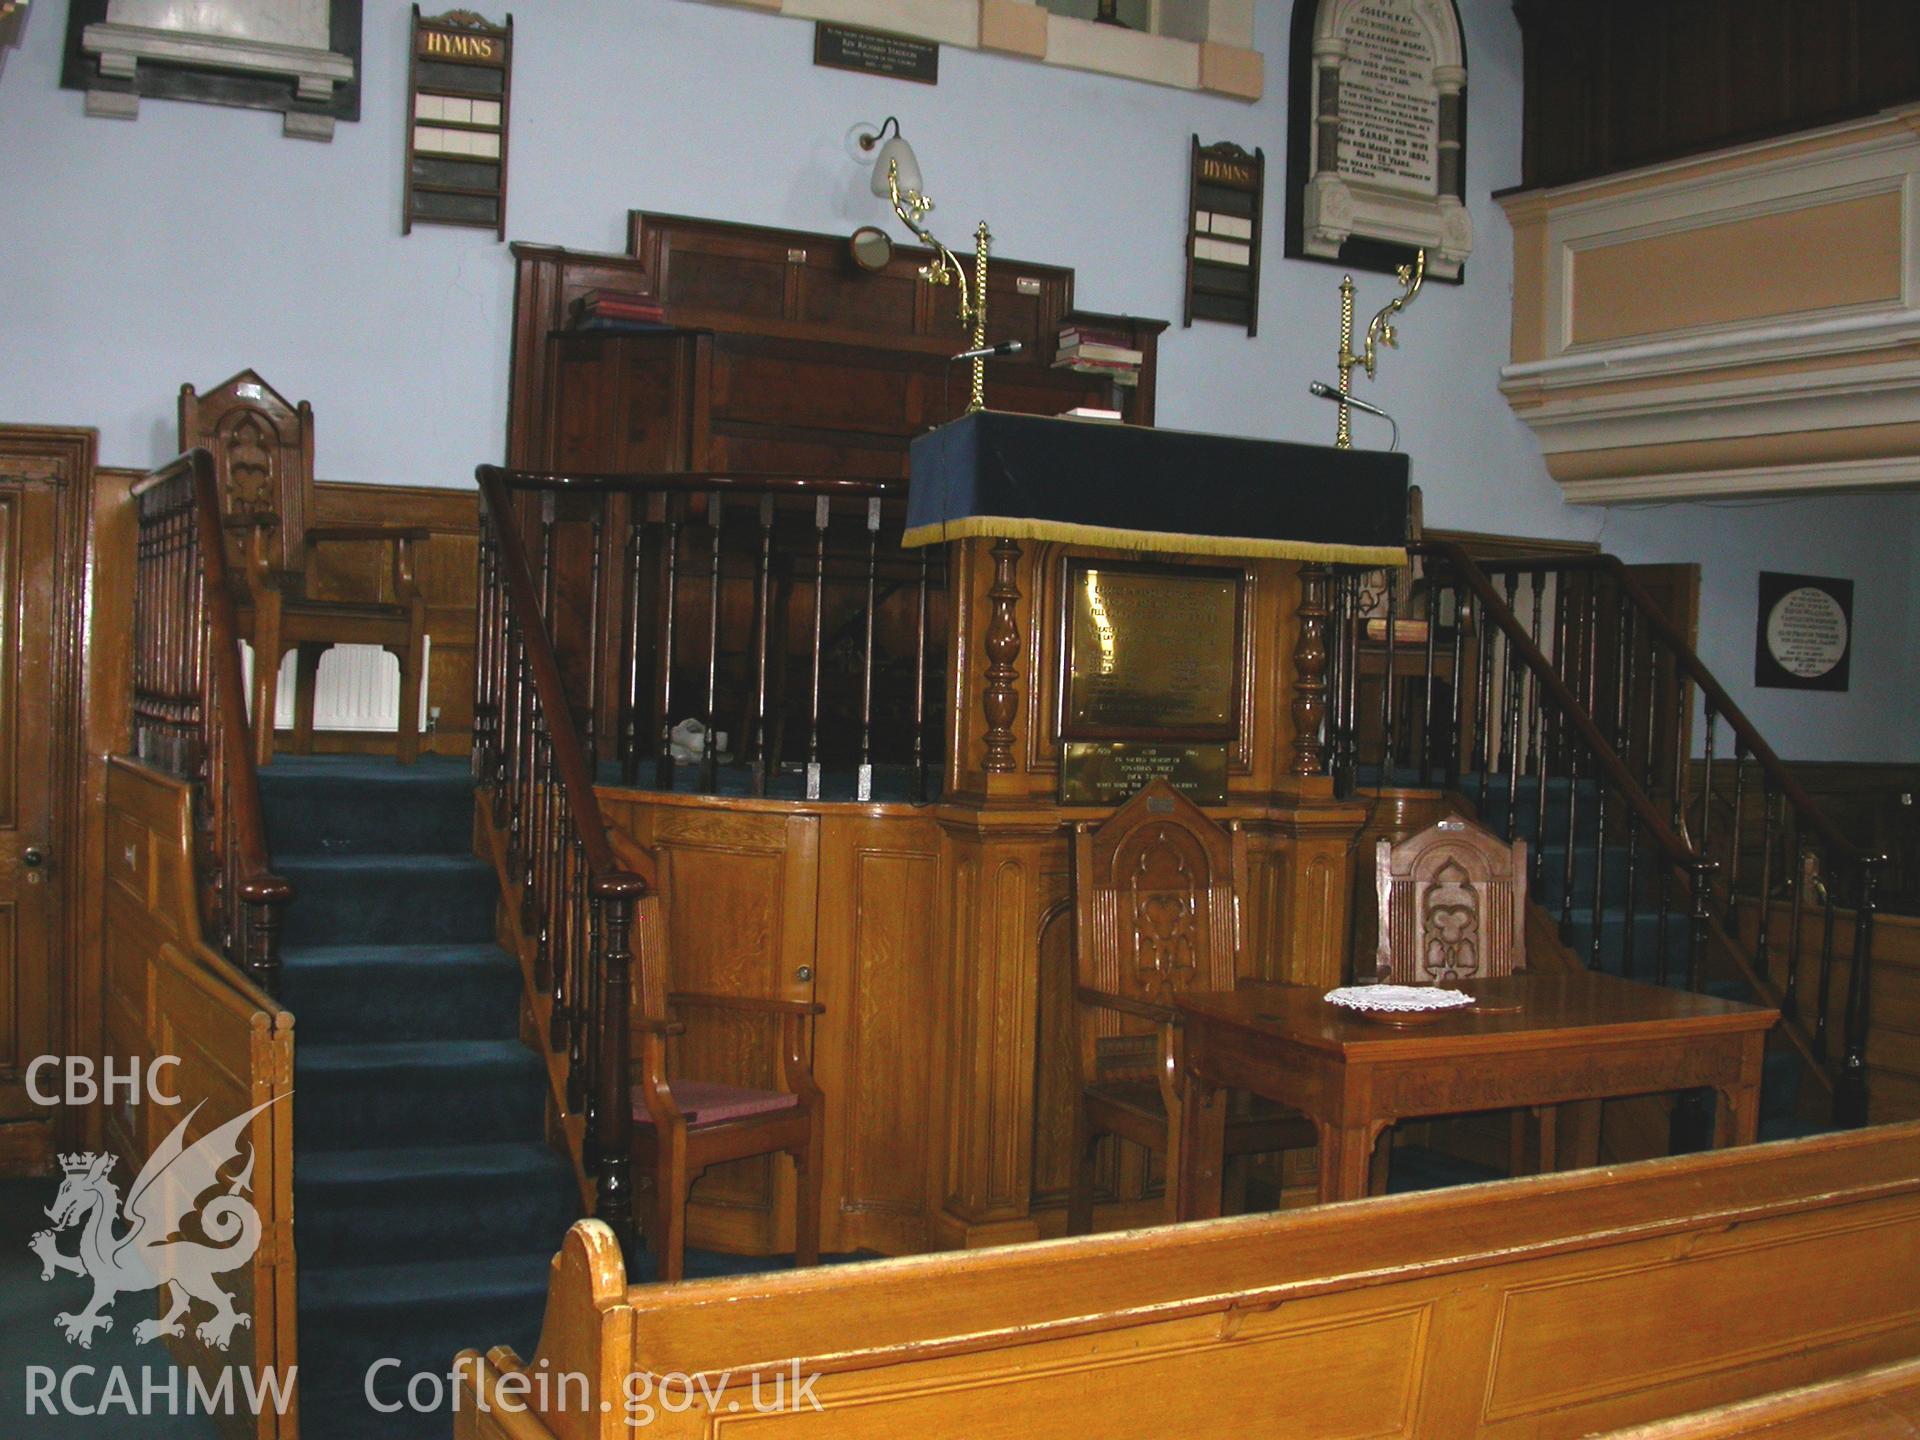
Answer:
264;757;862;1437
263;757;575;1440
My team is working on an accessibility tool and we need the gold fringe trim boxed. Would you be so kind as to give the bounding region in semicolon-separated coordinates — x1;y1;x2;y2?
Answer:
900;516;1407;567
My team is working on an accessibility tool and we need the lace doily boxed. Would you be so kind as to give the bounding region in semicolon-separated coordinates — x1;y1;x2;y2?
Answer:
1323;985;1475;1013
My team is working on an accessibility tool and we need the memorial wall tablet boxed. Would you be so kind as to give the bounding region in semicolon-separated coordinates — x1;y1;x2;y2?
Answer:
1058;559;1242;805
1285;0;1472;281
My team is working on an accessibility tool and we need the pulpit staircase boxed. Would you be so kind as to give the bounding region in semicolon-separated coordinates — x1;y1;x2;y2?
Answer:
1335;540;1883;1148
263;757;572;1439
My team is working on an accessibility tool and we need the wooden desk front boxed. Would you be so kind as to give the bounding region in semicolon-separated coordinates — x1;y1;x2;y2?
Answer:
1175;972;1778;1217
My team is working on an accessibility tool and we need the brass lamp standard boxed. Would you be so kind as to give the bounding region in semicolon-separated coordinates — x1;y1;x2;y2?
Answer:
859;117;993;413
1332;249;1426;449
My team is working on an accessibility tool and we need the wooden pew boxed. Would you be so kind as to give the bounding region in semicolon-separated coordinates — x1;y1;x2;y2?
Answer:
453;1122;1920;1439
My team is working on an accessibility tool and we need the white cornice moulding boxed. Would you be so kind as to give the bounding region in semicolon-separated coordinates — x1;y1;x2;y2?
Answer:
1500;103;1920;503
1502;308;1920;391
1559;455;1920;505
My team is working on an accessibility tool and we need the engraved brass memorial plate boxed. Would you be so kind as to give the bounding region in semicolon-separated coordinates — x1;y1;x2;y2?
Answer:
1061;559;1241;740
1060;742;1229;806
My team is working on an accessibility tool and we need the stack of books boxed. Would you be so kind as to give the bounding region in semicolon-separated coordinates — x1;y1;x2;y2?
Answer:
1052;323;1142;387
570;288;670;332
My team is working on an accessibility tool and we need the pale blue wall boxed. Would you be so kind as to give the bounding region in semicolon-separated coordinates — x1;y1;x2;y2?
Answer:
0;0;1912;760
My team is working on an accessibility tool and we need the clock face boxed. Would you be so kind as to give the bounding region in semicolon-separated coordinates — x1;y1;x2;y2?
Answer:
1765;585;1849;680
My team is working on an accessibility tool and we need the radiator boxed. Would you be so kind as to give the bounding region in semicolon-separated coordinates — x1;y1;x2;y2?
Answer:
240;640;432;732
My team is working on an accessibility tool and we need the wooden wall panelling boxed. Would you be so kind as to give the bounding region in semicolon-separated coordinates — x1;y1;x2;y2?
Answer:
597;793;820;1254
457;1123;1920;1440
808;808;944;1255
300;478;479;756
1512;0;1920;191
0;427;99;1174
103;758;295;1440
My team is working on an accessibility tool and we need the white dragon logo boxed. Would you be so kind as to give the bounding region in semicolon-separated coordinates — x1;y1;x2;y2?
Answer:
29;1097;280;1351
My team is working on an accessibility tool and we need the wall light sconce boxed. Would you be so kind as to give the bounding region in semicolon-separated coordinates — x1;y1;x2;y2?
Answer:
854;116;994;413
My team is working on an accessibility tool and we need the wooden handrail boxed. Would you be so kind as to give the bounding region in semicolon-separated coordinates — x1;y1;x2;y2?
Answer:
475;468;643;900
130;449;291;985
1474;551;1881;870
1414;539;1710;879
474;464;647;1247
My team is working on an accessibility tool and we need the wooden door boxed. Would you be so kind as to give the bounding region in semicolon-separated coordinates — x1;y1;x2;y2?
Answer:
0;428;92;1172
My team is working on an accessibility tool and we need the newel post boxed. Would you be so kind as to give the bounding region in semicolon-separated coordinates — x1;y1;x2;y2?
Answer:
593;874;644;1254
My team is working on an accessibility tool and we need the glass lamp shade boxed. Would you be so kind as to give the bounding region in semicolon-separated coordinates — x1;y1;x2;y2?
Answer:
870;134;923;199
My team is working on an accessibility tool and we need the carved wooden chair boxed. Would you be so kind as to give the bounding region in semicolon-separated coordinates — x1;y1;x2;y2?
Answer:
1374;815;1539;1176
1067;780;1314;1232
629;893;825;1282
180;370;429;767
1374;816;1527;986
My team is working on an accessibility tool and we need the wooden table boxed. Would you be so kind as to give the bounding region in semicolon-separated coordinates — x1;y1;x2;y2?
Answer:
1174;972;1778;1219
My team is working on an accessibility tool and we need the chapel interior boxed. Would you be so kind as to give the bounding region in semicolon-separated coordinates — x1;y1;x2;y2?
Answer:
3;1;1920;1437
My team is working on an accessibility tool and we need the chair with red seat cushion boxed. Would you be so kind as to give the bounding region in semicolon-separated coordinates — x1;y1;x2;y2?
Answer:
629;894;824;1282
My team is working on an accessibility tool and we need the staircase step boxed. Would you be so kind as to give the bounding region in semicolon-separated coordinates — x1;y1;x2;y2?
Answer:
1559;909;1694;979
295;1039;546;1150
298;1250;554;1436
278;854;497;946
260;756;476;857
280;943;521;1042
1531;844;1664;909
295;1141;575;1269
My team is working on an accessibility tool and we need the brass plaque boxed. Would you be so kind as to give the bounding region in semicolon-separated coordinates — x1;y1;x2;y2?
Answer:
1060;742;1229;806
1062;560;1241;739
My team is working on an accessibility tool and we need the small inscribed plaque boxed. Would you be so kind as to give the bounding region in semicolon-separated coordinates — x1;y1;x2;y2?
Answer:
813;23;938;85
1060;742;1229;807
1061;560;1242;741
1755;572;1852;692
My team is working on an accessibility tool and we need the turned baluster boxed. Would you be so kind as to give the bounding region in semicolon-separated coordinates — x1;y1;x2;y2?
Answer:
655;496;682;790
807;496;830;799
1446;575;1466;786
585;507;605;769
1380;572;1398;776
912;544;930;804
1835;860;1878;1127
701;492;724;794
751;495;775;797
1815;842;1837;1061
622;515;646;785
1725;738;1748;924
1419;575;1440;782
1753;782;1778;981
1616;592;1640;980
858;497;881;802
1529;573;1550;884
1785;842;1810;1022
1473;591;1494;810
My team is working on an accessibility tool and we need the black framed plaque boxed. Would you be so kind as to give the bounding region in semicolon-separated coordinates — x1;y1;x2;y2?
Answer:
1755;572;1852;692
1058;558;1244;742
813;23;938;84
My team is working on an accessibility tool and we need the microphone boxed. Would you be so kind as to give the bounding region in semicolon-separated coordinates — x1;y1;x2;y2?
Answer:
1308;380;1390;419
951;339;1023;362
1309;380;1399;451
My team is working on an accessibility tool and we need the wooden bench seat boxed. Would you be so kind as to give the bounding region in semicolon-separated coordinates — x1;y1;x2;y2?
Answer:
453;1121;1920;1439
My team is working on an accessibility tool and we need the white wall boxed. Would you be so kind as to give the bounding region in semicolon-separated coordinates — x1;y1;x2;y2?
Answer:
0;0;1912;760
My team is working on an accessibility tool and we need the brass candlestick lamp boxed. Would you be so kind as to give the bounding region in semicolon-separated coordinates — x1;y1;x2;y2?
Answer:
1329;249;1425;449
857;117;993;413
